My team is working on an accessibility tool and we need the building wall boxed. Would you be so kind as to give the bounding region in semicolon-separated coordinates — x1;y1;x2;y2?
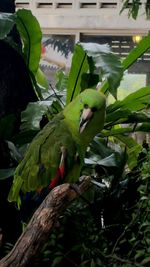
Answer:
15;0;150;41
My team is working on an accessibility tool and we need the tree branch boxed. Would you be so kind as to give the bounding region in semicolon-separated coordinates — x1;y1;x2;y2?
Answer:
0;176;90;267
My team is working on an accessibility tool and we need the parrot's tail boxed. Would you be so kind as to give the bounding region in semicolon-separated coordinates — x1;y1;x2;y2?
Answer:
8;176;23;208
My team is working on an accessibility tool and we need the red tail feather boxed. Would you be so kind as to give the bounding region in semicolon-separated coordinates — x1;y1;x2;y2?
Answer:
49;165;65;189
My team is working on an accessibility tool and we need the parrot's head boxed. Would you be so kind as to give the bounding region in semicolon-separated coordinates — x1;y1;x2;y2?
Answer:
64;89;106;146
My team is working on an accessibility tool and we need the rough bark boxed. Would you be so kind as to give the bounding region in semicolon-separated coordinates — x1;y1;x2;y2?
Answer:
0;177;90;267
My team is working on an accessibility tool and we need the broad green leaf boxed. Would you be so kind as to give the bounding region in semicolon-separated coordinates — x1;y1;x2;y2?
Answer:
0;168;15;180
51;256;63;267
126;111;150;123
29;71;44;100
16;9;42;74
116;135;141;169
103;121;150;137
141;257;150;265
102;127;133;137
121;86;150;110
101;34;150;95
137;122;150;132
121;0;150;20
21;101;52;131
134;250;145;260
47;100;63;120
120;1;148;20
7;141;22;162
36;68;49;90
107;86;150;114
122;34;150;70
90;138;115;159
106;109;132;126
80;73;99;89
106;110;150;128
66;44;88;104
80;42;123;98
0;12;15;39
85;153;118;167
55;70;68;92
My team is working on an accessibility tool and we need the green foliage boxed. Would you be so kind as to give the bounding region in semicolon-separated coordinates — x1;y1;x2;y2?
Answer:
15;9;42;75
121;0;150;19
120;0;150;19
0;12;15;39
121;0;142;19
122;34;150;70
26;144;150;267
26;30;150;267
80;42;123;98
66;44;89;104
1;19;148;173
1;8;150;267
0;168;15;180
0;9;44;99
66;42;123;103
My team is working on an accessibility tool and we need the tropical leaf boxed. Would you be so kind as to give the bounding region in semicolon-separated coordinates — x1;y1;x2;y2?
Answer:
0;12;15;39
102;126;133;137
137;122;150;132
90;137;115;159
85;153;118;167
120;0;150;19
66;42;123;103
36;68;49;90
116;135;141;169
105;109;132;127
120;0;140;19
101;34;150;96
66;44;88;104
106;110;150;128
80;42;123;99
0;168;15;180
107;87;150;115
122;34;150;70
103;121;150;137
55;70;68;92
21;101;53;131
15;9;42;75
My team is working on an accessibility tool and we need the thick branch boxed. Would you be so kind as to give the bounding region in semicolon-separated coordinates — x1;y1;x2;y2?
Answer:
0;176;90;267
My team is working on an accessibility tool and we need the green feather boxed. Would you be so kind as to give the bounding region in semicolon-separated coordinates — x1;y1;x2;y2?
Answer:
8;89;106;204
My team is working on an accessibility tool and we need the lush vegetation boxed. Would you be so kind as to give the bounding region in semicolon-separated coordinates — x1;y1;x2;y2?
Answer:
0;9;150;267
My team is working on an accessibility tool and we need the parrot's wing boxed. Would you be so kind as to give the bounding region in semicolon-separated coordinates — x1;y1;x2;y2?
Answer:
8;113;79;203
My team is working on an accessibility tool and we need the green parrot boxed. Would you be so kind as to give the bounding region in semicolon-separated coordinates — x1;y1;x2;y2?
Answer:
8;89;106;206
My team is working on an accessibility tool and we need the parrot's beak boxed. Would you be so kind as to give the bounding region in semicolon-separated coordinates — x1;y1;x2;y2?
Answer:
79;108;93;133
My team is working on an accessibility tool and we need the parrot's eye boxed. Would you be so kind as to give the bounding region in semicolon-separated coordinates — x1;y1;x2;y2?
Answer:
91;107;97;112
